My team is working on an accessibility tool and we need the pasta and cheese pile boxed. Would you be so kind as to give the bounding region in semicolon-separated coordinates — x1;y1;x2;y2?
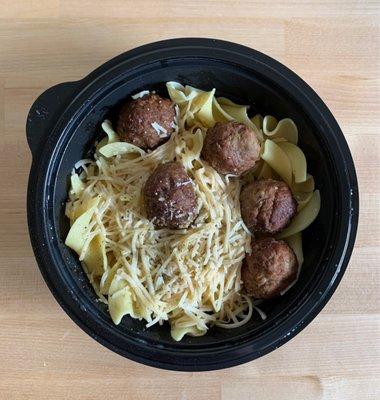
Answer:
65;82;320;340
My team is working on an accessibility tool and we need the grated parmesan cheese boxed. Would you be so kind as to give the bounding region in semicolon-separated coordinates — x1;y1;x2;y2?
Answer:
151;122;168;138
131;90;150;99
66;94;253;340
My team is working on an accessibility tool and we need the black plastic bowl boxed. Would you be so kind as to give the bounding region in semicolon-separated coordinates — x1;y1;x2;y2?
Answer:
26;38;358;371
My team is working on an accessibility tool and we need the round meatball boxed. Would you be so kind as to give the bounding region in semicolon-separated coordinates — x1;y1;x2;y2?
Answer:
143;161;198;229
240;179;297;235
117;93;176;150
242;237;298;299
201;121;261;176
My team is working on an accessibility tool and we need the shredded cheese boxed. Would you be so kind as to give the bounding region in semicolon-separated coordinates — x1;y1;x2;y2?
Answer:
131;90;150;99
65;104;252;340
151;122;168;137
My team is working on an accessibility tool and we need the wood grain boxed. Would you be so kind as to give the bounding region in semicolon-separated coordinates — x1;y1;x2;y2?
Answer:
0;1;379;399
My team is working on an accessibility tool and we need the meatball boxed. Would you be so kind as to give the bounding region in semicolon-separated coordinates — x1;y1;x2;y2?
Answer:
240;179;297;235
117;93;176;150
201;121;261;175
143;161;198;229
241;237;298;299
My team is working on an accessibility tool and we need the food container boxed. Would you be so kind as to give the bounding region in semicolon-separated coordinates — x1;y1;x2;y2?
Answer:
26;38;359;371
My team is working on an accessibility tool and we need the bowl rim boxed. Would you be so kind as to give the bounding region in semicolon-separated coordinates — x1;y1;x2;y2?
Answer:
26;38;359;371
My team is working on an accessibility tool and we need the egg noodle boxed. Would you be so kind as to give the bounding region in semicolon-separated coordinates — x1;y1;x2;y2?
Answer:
65;82;320;340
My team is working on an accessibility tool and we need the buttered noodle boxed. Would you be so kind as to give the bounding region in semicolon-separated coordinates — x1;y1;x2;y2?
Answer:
65;82;320;340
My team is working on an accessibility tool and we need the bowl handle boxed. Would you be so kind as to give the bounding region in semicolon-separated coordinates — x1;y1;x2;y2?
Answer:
26;81;80;159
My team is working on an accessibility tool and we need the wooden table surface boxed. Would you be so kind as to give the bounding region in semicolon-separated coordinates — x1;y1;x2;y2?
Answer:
0;1;379;399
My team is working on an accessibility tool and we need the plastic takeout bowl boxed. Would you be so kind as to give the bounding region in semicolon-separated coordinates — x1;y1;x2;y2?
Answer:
26;38;358;371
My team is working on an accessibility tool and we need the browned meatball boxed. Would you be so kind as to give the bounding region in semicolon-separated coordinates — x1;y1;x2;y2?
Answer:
242;237;298;299
117;93;176;150
201;121;261;176
240;179;297;235
143;161;198;229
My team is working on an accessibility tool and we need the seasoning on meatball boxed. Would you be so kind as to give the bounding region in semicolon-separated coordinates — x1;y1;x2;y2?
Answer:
143;161;198;229
241;237;298;299
240;179;297;235
116;93;176;150
201;121;261;176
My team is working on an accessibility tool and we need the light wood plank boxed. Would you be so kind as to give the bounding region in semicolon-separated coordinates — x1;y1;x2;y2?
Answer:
59;0;380;18
0;0;59;18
